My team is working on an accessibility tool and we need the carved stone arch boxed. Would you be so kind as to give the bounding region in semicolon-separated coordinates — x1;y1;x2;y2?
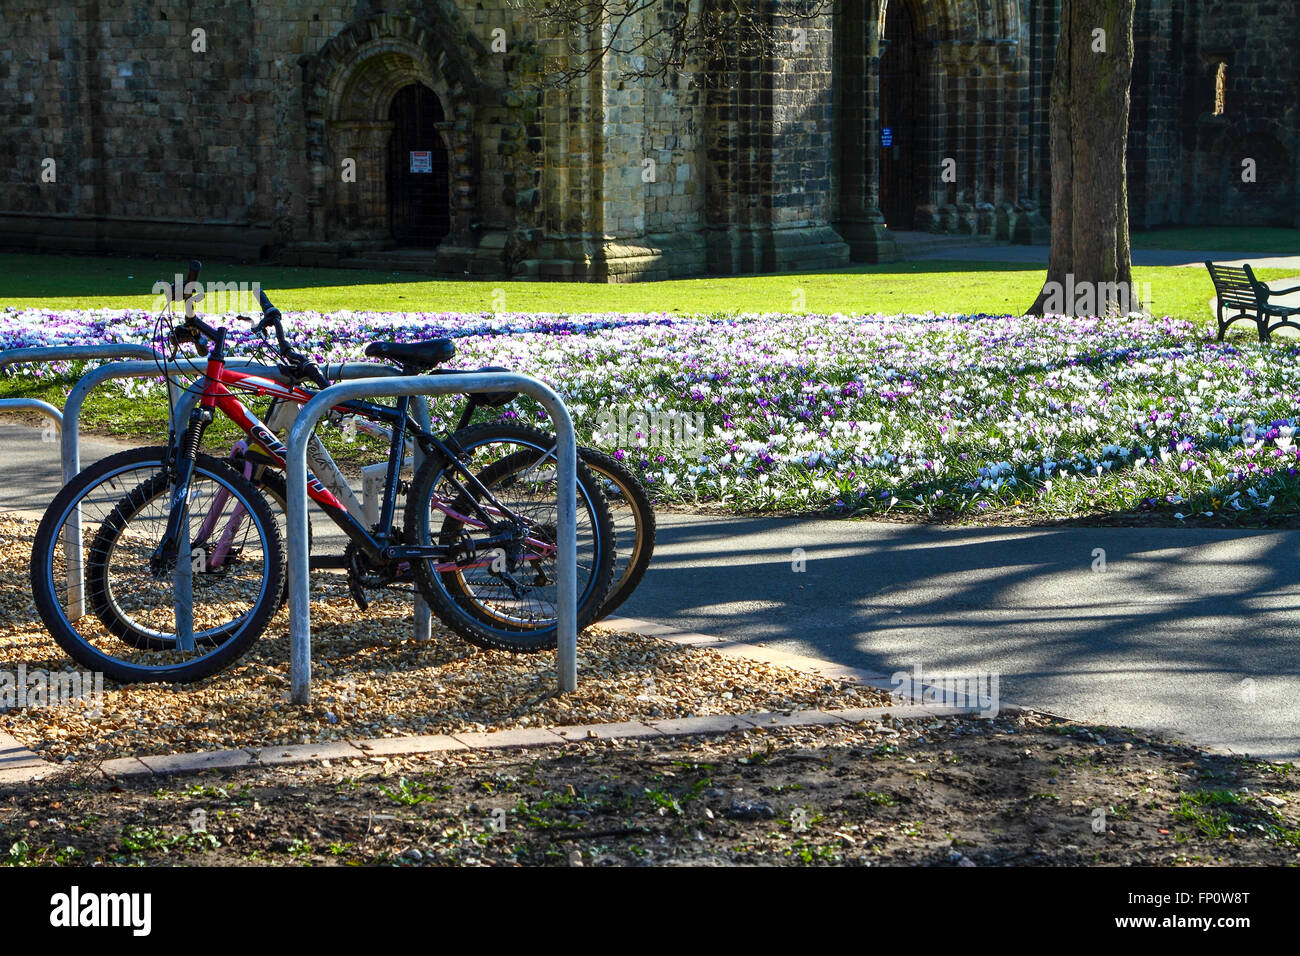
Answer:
299;11;484;246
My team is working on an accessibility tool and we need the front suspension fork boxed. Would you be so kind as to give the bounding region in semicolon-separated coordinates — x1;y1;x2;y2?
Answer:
152;406;211;570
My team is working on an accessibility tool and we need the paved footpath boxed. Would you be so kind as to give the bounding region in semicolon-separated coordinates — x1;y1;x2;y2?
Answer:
619;513;1300;761
3;422;1297;761
908;242;1300;271
0;424;138;519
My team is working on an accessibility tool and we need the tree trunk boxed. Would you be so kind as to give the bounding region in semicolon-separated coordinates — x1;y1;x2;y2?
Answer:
1028;0;1137;317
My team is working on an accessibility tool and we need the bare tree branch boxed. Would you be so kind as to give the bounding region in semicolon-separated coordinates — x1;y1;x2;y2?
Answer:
510;0;834;84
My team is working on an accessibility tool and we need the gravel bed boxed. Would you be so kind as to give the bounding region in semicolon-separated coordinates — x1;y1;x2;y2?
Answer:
0;516;888;762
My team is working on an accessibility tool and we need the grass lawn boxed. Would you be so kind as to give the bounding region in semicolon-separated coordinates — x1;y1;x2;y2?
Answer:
0;245;1296;325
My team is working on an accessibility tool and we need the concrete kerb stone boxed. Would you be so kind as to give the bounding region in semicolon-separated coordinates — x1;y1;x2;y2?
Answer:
0;728;46;783
647;715;758;736
3;703;1003;783
99;757;153;779
452;727;568;750
829;703;993;724
0;764;54;785
249;741;363;767
353;734;469;757
138;748;260;775
742;709;849;729
552;721;664;742
0;727;42;765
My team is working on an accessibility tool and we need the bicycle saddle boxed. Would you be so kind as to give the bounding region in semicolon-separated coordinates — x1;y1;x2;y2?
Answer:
364;338;456;369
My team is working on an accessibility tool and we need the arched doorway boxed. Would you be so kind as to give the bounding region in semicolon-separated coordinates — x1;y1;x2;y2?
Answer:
879;0;923;230
387;84;450;246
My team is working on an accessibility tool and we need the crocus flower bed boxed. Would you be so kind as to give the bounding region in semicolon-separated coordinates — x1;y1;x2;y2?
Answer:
3;305;1300;523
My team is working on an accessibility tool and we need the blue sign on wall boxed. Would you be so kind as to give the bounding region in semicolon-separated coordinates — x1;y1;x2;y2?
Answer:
881;127;893;147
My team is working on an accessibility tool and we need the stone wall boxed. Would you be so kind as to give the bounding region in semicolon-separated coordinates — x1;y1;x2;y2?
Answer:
1182;0;1299;227
1129;0;1184;229
0;0;294;256
0;0;1293;281
1131;0;1298;228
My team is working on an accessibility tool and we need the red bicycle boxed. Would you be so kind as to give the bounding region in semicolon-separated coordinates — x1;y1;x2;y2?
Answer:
30;262;615;683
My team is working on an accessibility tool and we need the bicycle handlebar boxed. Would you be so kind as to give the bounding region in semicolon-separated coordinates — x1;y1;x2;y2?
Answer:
251;289;330;390
167;261;327;390
257;287;280;323
161;258;218;356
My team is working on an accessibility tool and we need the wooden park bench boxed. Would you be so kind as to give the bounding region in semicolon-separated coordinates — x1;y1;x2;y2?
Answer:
1206;261;1300;342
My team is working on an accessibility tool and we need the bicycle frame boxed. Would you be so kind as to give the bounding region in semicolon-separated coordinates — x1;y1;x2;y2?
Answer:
166;357;557;575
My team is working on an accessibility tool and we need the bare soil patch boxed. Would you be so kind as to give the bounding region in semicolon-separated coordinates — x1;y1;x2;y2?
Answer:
3;712;1297;867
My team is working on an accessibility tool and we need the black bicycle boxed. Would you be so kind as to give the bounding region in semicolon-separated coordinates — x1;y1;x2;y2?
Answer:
233;383;657;623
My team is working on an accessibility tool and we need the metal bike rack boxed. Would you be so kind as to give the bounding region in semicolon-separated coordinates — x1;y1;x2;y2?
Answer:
49;356;361;622
285;373;579;705
4;348;568;700
57;359;200;620
0;344;169;439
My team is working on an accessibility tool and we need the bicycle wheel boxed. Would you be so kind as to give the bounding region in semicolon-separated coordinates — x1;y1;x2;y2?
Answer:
31;447;284;684
404;446;615;652
85;460;299;637
448;422;655;620
573;447;655;618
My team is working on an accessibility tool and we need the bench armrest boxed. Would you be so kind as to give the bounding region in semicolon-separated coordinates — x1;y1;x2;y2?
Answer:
1272;284;1300;296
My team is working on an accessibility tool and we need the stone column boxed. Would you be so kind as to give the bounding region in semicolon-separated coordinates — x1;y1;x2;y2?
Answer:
913;43;943;232
936;45;962;231
1013;0;1051;244
995;42;1019;238
703;2;772;274
835;0;901;261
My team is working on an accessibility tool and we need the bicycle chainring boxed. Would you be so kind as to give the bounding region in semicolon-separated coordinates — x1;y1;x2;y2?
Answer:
344;541;405;611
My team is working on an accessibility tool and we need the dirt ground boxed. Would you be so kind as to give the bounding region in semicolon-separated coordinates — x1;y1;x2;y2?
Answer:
3;711;1297;867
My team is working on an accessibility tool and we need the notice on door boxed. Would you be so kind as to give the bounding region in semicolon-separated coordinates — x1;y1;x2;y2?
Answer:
409;150;433;173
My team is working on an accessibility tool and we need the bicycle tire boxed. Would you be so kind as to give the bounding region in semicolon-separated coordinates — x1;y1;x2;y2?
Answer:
448;422;655;620
404;446;615;652
572;446;656;618
89;461;302;635
31;447;284;684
